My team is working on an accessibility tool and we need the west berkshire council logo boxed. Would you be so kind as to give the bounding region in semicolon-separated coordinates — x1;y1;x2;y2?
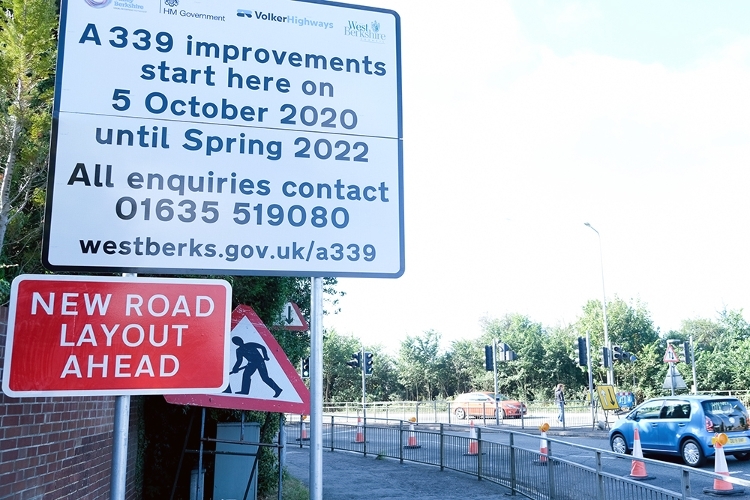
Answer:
371;20;380;33
84;0;112;7
164;0;179;6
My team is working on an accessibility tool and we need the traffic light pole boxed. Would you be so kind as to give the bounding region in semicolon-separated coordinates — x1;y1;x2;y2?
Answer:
586;331;595;428
690;335;698;394
310;278;323;500
361;342;367;421
493;339;499;425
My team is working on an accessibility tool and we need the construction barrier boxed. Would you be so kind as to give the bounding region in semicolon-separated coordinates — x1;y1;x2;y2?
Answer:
284;414;750;500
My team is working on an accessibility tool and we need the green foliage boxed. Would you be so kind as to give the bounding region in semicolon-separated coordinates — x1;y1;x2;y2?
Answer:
397;330;442;400
260;472;308;500
321;330;402;402
0;0;57;276
322;329;364;402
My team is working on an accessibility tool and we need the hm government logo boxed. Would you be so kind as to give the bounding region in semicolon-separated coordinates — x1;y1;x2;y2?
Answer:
345;19;386;44
164;0;178;6
84;0;112;7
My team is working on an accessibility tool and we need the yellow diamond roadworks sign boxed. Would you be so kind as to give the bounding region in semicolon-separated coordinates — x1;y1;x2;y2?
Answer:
596;385;620;410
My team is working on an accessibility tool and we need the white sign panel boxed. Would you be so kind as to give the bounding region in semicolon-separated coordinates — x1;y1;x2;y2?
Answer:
43;0;403;278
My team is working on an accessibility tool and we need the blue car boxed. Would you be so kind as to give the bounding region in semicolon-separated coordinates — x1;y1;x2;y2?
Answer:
609;395;750;467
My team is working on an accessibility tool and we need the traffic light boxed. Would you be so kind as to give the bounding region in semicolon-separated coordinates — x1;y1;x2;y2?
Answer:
301;357;310;378
347;352;361;369
364;352;374;375
484;345;493;371
497;342;518;361
602;347;611;368
683;341;692;364
576;337;588;366
612;345;624;361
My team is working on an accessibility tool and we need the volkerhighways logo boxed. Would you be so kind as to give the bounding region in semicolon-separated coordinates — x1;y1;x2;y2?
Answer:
84;0;112;7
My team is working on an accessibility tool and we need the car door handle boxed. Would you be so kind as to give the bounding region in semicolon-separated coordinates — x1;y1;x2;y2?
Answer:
650;423;658;427
678;423;686;427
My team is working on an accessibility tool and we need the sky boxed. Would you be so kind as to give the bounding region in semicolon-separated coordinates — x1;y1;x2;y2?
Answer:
324;0;750;353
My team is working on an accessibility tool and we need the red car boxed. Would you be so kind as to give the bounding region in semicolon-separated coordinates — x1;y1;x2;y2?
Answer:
452;392;528;419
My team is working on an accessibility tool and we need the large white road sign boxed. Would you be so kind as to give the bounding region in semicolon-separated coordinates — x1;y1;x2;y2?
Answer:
44;0;403;278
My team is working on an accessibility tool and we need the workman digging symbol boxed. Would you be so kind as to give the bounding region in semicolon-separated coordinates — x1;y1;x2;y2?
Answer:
224;336;283;397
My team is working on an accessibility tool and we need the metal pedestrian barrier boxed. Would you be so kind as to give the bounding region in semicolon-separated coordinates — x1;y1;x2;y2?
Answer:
285;415;750;500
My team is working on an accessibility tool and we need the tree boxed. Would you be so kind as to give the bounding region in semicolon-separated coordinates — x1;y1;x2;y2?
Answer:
396;330;442;400
576;297;659;389
322;330;363;402
0;0;57;292
442;339;483;396
481;314;546;400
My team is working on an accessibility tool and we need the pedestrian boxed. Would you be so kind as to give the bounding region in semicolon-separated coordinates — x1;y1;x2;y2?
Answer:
554;383;565;422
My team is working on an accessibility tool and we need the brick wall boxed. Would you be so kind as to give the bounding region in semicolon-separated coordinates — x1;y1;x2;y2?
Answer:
0;307;141;500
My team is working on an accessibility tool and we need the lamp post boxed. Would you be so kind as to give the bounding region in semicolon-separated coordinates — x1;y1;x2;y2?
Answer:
584;222;613;385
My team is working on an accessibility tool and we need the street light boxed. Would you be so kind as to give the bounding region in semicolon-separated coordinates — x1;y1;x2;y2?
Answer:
584;222;613;385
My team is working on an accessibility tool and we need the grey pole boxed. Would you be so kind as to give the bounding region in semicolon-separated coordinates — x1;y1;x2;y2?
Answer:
586;330;595;428
361;341;366;422
690;335;698;394
584;223;613;385
278;414;285;500
110;271;136;500
110;395;130;500
310;277;324;500
493;339;499;425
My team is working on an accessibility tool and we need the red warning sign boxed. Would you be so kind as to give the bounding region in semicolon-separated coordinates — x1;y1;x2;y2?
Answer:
663;343;680;363
2;275;231;397
165;304;310;414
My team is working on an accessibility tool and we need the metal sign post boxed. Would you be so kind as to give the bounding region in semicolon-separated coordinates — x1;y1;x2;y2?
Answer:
586;331;595;428
310;277;323;500
111;271;135;500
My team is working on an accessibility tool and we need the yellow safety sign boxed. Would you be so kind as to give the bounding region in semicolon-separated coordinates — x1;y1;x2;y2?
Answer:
596;385;620;410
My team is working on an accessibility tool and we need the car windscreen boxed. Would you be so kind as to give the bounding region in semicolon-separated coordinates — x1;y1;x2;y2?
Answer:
702;399;749;432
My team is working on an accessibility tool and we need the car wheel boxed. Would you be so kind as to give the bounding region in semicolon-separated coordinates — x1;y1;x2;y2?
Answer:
733;451;750;461
681;438;706;467
610;433;629;455
499;409;506;419
455;407;466;420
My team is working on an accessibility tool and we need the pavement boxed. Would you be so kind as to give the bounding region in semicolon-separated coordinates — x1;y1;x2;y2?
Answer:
282;425;609;499
284;447;512;499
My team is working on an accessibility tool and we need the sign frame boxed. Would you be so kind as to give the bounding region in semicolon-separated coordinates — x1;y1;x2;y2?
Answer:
42;0;404;279
165;304;311;414
2;274;231;397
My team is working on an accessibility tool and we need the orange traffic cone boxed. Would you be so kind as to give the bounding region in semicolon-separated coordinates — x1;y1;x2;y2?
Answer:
404;421;421;449
354;417;365;443
299;420;309;441
537;423;549;464
465;420;479;455
629;428;653;480
704;433;744;495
